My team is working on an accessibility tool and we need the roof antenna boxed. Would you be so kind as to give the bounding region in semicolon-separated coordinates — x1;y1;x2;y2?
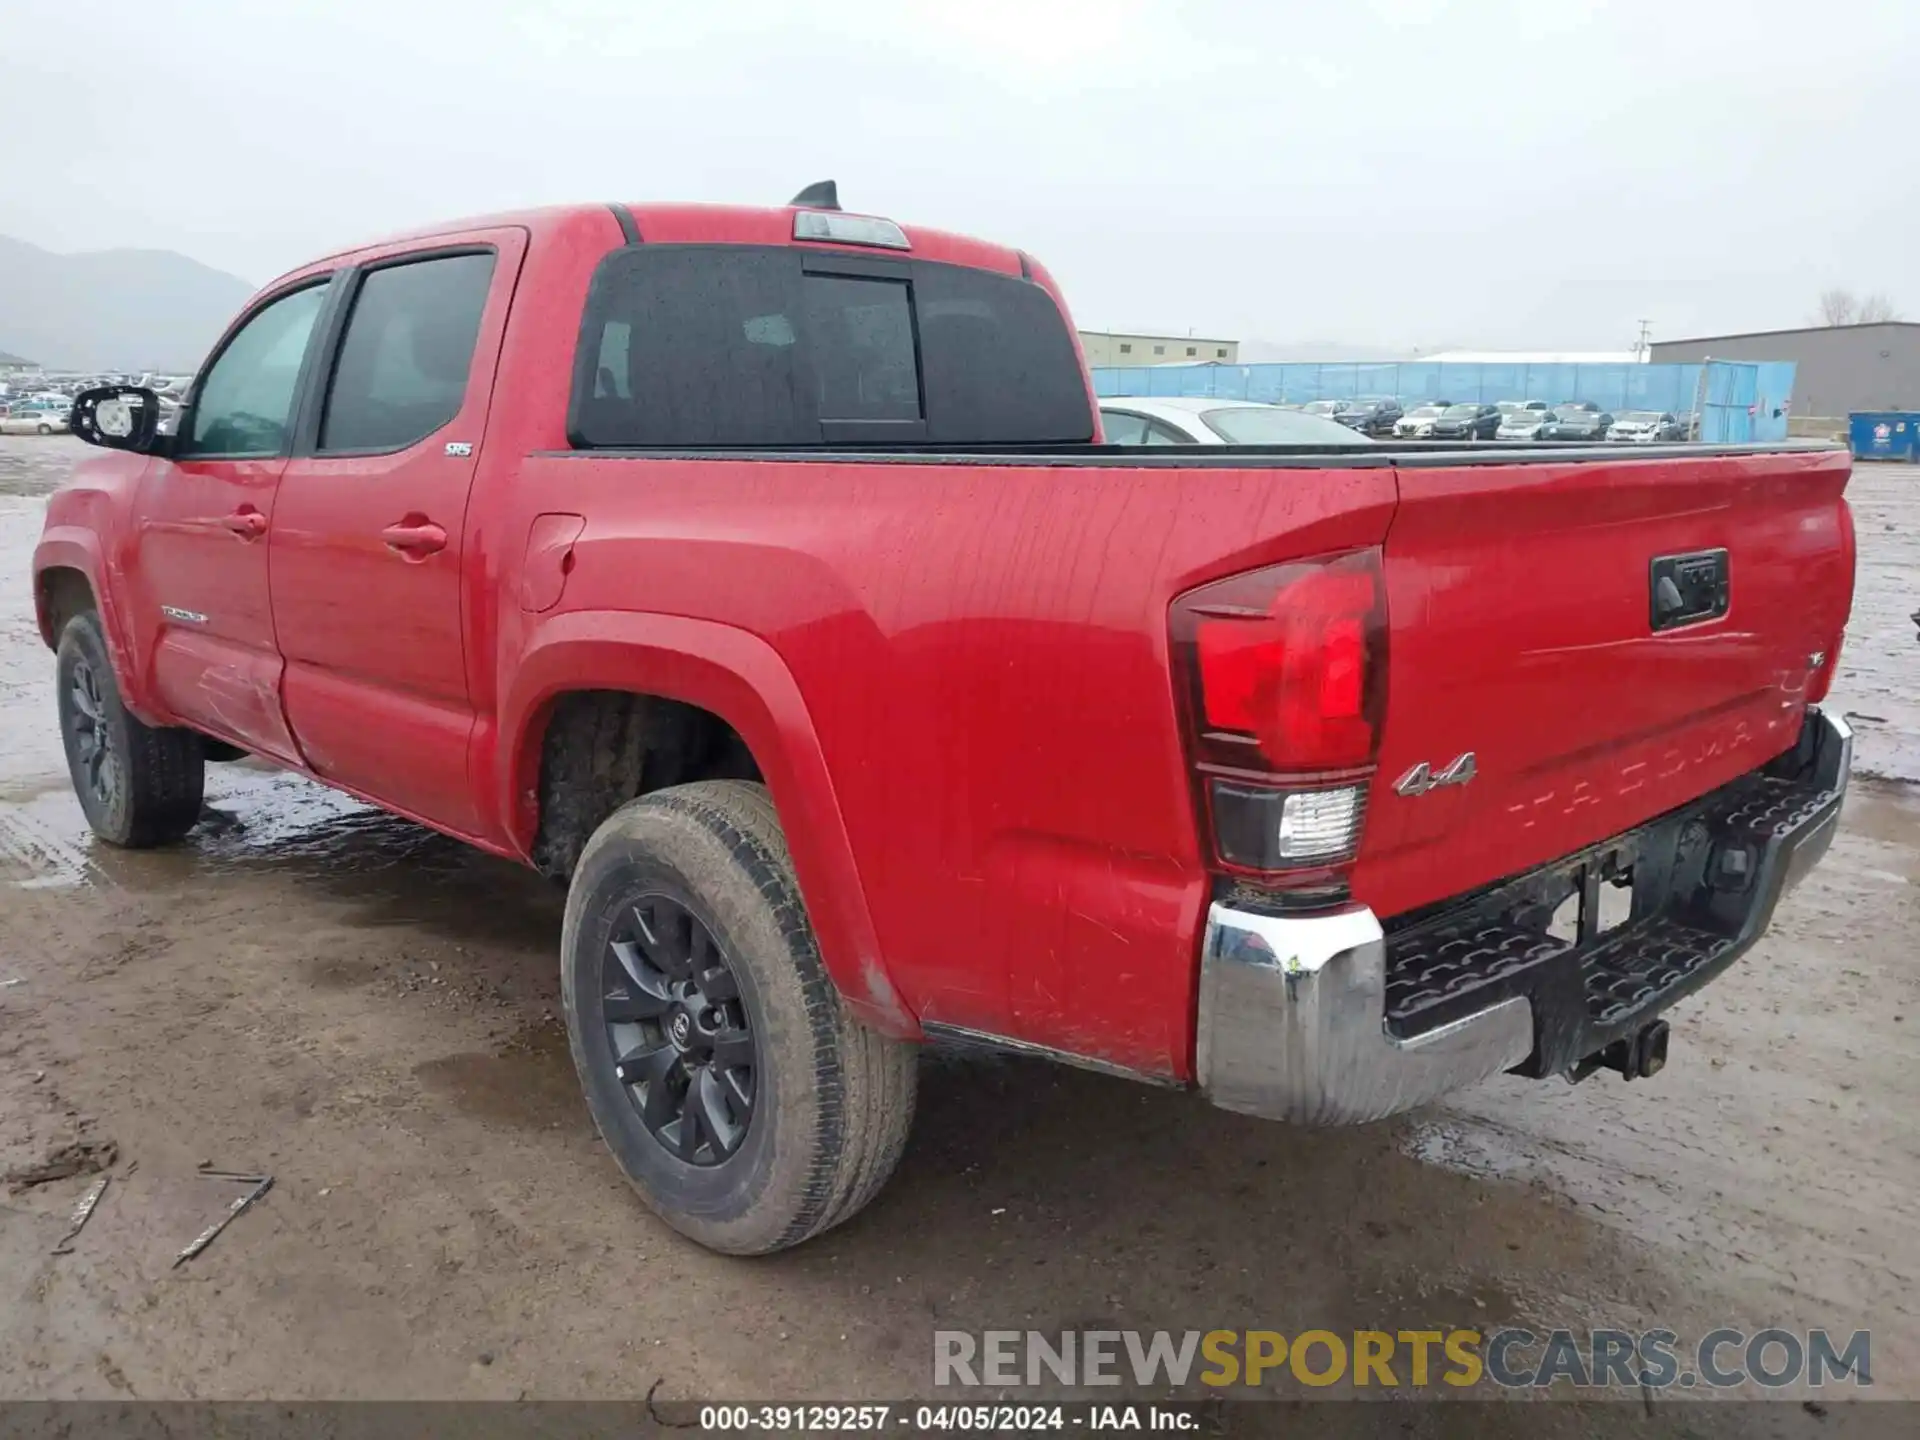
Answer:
789;180;840;211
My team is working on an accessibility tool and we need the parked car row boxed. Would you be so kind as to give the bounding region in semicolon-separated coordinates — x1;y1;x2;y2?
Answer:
0;371;200;438
1109;395;1704;444
0;395;71;435
0;370;191;416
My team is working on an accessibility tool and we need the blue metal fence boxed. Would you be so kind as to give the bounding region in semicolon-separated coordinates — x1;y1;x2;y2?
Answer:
1089;360;1798;442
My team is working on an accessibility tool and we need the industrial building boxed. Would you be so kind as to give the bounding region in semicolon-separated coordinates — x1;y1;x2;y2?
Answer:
1078;331;1238;366
1650;322;1919;420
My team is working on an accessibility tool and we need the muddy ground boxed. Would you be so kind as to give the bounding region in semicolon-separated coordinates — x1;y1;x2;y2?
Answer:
0;436;1915;1429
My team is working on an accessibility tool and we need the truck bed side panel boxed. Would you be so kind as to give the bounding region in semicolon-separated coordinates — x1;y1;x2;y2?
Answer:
501;454;1397;1077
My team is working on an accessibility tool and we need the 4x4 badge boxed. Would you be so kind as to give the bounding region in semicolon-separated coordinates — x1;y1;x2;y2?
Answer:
1394;752;1477;797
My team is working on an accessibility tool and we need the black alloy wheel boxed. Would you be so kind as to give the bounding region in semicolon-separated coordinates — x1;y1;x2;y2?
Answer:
53;610;204;847
602;893;756;1166
561;780;918;1254
64;652;121;814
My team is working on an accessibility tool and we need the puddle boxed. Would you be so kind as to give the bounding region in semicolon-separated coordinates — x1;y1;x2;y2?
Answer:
0;737;561;948
0;787;108;889
174;763;562;947
412;1023;581;1129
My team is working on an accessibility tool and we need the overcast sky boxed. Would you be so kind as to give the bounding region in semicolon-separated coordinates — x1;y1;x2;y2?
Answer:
3;0;1914;352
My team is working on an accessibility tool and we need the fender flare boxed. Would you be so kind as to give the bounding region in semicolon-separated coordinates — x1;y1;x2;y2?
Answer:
31;530;162;726
496;608;919;1039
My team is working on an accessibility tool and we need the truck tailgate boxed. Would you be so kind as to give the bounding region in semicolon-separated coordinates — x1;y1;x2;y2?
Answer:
1356;447;1854;921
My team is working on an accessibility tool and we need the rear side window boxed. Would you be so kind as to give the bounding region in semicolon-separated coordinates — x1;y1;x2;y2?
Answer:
320;252;495;453
570;244;1091;448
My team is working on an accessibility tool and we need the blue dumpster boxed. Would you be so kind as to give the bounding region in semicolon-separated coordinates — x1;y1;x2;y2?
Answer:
1849;411;1920;461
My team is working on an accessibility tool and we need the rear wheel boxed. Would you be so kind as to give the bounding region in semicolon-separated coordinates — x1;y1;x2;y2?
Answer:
561;779;917;1254
55;611;204;847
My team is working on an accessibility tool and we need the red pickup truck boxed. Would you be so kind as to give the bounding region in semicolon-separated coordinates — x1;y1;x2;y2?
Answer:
35;188;1856;1254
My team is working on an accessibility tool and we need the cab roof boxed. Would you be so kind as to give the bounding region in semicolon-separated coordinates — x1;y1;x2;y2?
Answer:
273;201;1029;292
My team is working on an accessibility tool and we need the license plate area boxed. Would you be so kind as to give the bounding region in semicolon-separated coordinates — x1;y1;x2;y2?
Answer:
1650;548;1730;631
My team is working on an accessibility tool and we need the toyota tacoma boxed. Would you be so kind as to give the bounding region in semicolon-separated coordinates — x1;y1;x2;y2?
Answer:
34;186;1856;1254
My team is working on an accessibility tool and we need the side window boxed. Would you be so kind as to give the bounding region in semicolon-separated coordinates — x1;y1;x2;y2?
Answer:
1143;419;1189;446
319;252;495;453
1100;410;1149;445
181;283;329;456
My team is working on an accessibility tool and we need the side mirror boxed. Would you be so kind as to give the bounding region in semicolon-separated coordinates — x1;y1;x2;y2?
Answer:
69;385;164;453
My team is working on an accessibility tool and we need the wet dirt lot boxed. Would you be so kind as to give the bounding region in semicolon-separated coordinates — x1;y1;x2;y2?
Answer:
1;435;1916;1429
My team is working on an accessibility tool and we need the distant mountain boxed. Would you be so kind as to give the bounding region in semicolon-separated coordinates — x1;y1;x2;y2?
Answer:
0;235;254;373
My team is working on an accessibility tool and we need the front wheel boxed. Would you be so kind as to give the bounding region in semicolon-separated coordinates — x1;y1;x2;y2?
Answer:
55;611;205;847
561;780;917;1254
37;423;53;435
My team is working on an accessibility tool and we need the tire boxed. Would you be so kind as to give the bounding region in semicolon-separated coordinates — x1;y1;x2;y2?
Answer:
560;779;917;1254
55;611;205;847
37;423;53;435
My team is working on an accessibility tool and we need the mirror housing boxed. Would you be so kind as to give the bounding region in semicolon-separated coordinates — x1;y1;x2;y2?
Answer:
69;385;164;453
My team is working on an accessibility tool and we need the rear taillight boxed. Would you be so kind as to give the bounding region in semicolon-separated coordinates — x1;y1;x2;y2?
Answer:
1171;549;1387;889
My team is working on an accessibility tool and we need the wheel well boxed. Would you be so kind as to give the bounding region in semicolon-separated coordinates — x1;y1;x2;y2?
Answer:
530;691;763;881
37;568;96;649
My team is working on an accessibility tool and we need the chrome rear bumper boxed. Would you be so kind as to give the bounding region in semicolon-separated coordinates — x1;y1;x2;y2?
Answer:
1197;904;1534;1124
1197;709;1851;1126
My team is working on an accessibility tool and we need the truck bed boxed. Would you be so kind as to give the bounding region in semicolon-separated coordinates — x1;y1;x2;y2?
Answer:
504;438;1852;1077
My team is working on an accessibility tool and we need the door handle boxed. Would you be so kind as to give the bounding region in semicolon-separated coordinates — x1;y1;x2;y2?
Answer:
381;519;448;558
221;509;268;540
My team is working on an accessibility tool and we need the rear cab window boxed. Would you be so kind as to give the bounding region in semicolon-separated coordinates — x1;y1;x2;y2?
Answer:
569;245;1092;448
